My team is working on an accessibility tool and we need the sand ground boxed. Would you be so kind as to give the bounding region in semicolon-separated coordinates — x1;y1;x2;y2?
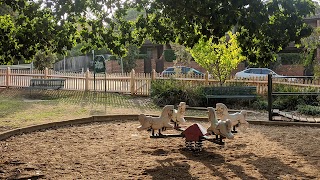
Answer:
0;119;319;180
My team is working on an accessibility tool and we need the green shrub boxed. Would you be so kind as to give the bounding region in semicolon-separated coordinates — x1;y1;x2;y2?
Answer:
272;84;319;110
151;79;205;106
185;86;205;107
250;99;268;110
297;105;320;116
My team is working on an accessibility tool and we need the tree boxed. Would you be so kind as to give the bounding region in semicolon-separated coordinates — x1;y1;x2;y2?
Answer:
122;44;140;72
0;1;77;64
1;0;316;67
0;3;14;16
170;44;193;66
298;27;320;76
314;0;320;14
33;50;58;70
0;0;140;64
237;0;315;66
189;32;246;85
133;0;315;66
0;15;18;65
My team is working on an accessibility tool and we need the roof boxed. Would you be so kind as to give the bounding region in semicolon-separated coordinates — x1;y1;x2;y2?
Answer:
182;123;207;141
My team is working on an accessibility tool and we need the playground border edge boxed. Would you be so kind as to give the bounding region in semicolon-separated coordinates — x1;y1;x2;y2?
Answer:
0;115;319;141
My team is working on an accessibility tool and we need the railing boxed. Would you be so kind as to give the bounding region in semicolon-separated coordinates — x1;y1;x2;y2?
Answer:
267;74;320;122
1;67;320;96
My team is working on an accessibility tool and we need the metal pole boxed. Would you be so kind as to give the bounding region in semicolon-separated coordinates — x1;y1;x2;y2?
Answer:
63;55;66;72
105;59;107;93
92;50;95;92
268;74;273;121
120;57;123;74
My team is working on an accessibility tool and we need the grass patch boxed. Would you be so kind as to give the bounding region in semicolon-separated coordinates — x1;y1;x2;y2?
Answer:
0;100;30;118
0;89;161;131
0;89;233;131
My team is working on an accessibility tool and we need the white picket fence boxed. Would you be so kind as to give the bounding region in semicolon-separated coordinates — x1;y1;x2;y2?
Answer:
1;67;320;96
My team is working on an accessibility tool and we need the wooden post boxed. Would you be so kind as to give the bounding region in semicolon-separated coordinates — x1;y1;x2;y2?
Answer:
205;71;209;85
130;69;135;95
6;67;10;88
85;69;90;91
44;68;48;79
151;69;156;81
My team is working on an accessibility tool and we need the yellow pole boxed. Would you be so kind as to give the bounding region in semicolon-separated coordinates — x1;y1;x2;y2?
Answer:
85;69;90;91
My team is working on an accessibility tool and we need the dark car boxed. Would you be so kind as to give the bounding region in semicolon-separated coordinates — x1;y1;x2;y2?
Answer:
161;66;204;76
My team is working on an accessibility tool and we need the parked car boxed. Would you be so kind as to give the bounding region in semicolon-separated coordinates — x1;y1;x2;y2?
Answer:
161;66;204;76
234;68;282;79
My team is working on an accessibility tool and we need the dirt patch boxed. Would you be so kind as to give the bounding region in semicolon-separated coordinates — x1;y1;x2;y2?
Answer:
0;120;319;179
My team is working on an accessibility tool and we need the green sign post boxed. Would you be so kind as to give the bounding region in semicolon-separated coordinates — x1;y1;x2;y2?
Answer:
93;55;106;92
94;55;106;73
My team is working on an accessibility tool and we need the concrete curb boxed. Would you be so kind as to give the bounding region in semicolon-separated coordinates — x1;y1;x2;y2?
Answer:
0;115;138;141
0;115;319;141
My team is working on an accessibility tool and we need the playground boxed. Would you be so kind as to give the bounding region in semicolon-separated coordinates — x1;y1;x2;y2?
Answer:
0;89;319;179
0;119;319;179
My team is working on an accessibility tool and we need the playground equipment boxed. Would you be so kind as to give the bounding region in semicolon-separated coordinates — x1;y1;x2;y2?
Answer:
171;102;187;129
137;105;174;136
207;107;234;139
215;103;249;132
137;103;248;151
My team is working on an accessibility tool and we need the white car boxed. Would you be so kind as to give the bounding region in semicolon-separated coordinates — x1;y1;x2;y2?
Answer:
234;68;282;79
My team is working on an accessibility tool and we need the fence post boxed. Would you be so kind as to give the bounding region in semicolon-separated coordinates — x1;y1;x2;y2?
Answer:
268;74;273;121
205;71;209;85
6;67;10;88
85;69;90;91
151;69;156;81
130;69;135;95
44;68;48;79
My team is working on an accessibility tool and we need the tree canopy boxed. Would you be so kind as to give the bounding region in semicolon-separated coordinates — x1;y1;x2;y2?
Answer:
0;15;17;64
0;0;139;64
0;0;316;66
133;0;316;65
298;27;320;76
189;32;246;85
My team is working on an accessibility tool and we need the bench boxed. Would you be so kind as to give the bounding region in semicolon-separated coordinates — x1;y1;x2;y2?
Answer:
29;78;65;90
203;86;257;105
